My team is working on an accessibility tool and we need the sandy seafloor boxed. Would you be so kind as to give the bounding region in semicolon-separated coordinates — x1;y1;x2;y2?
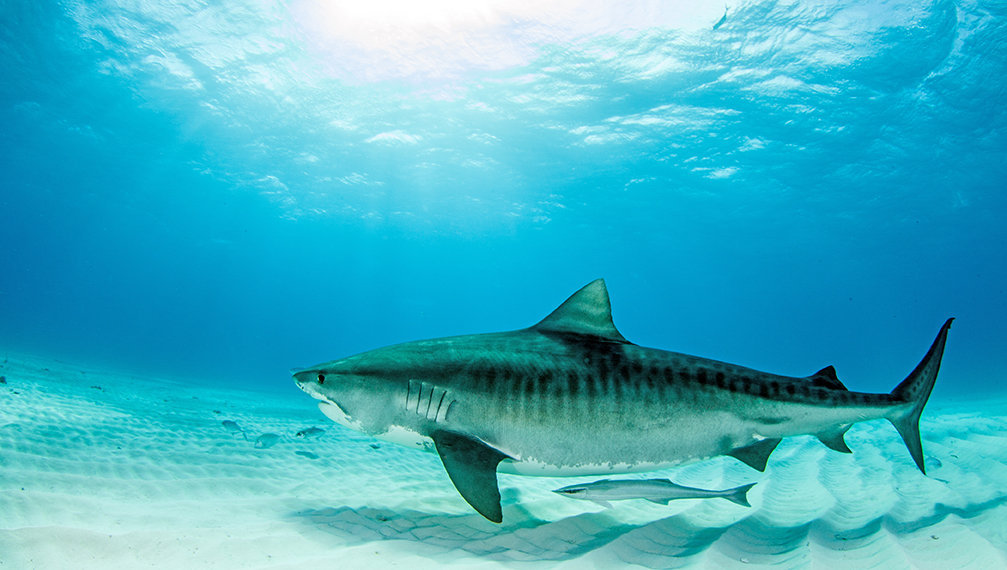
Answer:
1;354;1006;569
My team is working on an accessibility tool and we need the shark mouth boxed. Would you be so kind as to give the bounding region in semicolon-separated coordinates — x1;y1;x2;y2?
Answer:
317;400;364;432
294;374;329;402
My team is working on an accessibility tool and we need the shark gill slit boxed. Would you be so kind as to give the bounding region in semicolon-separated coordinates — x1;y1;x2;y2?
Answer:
434;391;447;422
425;386;435;418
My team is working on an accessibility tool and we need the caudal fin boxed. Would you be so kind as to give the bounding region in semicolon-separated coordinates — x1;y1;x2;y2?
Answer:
887;318;953;474
722;482;757;507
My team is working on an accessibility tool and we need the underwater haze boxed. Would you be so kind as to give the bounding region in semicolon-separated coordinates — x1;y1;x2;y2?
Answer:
1;0;1007;396
4;1;1007;568
3;0;1005;396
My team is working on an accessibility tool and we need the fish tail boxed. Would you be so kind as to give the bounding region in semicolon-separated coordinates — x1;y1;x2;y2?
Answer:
724;483;756;507
886;318;953;474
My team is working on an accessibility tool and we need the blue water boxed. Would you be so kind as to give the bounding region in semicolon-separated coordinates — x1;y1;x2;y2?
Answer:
2;0;1005;397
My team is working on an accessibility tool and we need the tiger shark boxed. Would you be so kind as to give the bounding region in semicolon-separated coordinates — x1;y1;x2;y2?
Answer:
293;279;952;523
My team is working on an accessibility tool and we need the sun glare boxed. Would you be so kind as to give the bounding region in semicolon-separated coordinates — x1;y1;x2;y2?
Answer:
326;0;501;33
289;0;727;82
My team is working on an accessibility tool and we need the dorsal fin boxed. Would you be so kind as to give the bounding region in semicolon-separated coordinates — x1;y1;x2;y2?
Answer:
808;365;847;391
533;279;628;343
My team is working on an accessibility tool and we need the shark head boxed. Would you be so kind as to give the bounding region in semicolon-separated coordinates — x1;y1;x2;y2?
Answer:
293;339;464;436
293;369;363;432
293;350;395;434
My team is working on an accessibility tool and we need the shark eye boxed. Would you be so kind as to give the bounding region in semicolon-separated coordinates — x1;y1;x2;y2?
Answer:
317;374;325;385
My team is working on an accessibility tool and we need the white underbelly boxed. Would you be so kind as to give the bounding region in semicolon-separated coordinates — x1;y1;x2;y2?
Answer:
319;401;762;477
497;457;685;476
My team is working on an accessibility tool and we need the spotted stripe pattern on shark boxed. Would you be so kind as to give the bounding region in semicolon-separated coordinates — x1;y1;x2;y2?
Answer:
294;279;952;522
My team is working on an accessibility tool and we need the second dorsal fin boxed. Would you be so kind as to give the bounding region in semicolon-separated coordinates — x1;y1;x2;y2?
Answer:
533;279;628;343
808;365;847;390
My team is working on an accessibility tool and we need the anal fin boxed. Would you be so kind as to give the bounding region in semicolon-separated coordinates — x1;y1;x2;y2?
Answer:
431;430;511;523
728;438;781;472
817;424;853;453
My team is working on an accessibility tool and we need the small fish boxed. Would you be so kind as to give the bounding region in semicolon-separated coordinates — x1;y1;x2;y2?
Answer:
0;376;6;384
222;420;248;441
295;450;319;459
254;433;281;449
553;478;756;508
295;427;324;438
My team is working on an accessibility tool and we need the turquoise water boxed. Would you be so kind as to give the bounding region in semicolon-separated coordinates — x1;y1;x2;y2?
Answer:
3;2;1007;567
4;355;1003;567
2;2;1005;394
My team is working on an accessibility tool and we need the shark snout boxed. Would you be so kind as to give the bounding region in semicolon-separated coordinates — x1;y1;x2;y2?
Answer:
293;369;325;396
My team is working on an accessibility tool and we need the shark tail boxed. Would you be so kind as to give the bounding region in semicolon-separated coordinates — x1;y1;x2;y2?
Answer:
723;482;756;507
886;318;954;474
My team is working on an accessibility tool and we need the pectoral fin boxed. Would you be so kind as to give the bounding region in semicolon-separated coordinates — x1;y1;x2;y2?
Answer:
728;438;781;472
431;430;511;523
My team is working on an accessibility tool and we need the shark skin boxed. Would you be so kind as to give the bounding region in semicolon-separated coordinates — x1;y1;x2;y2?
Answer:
293;279;953;523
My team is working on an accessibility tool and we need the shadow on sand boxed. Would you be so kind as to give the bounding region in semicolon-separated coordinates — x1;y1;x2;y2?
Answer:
291;503;728;564
291;494;1007;565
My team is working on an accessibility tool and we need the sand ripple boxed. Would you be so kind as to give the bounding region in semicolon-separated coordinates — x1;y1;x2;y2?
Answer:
1;354;1006;568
